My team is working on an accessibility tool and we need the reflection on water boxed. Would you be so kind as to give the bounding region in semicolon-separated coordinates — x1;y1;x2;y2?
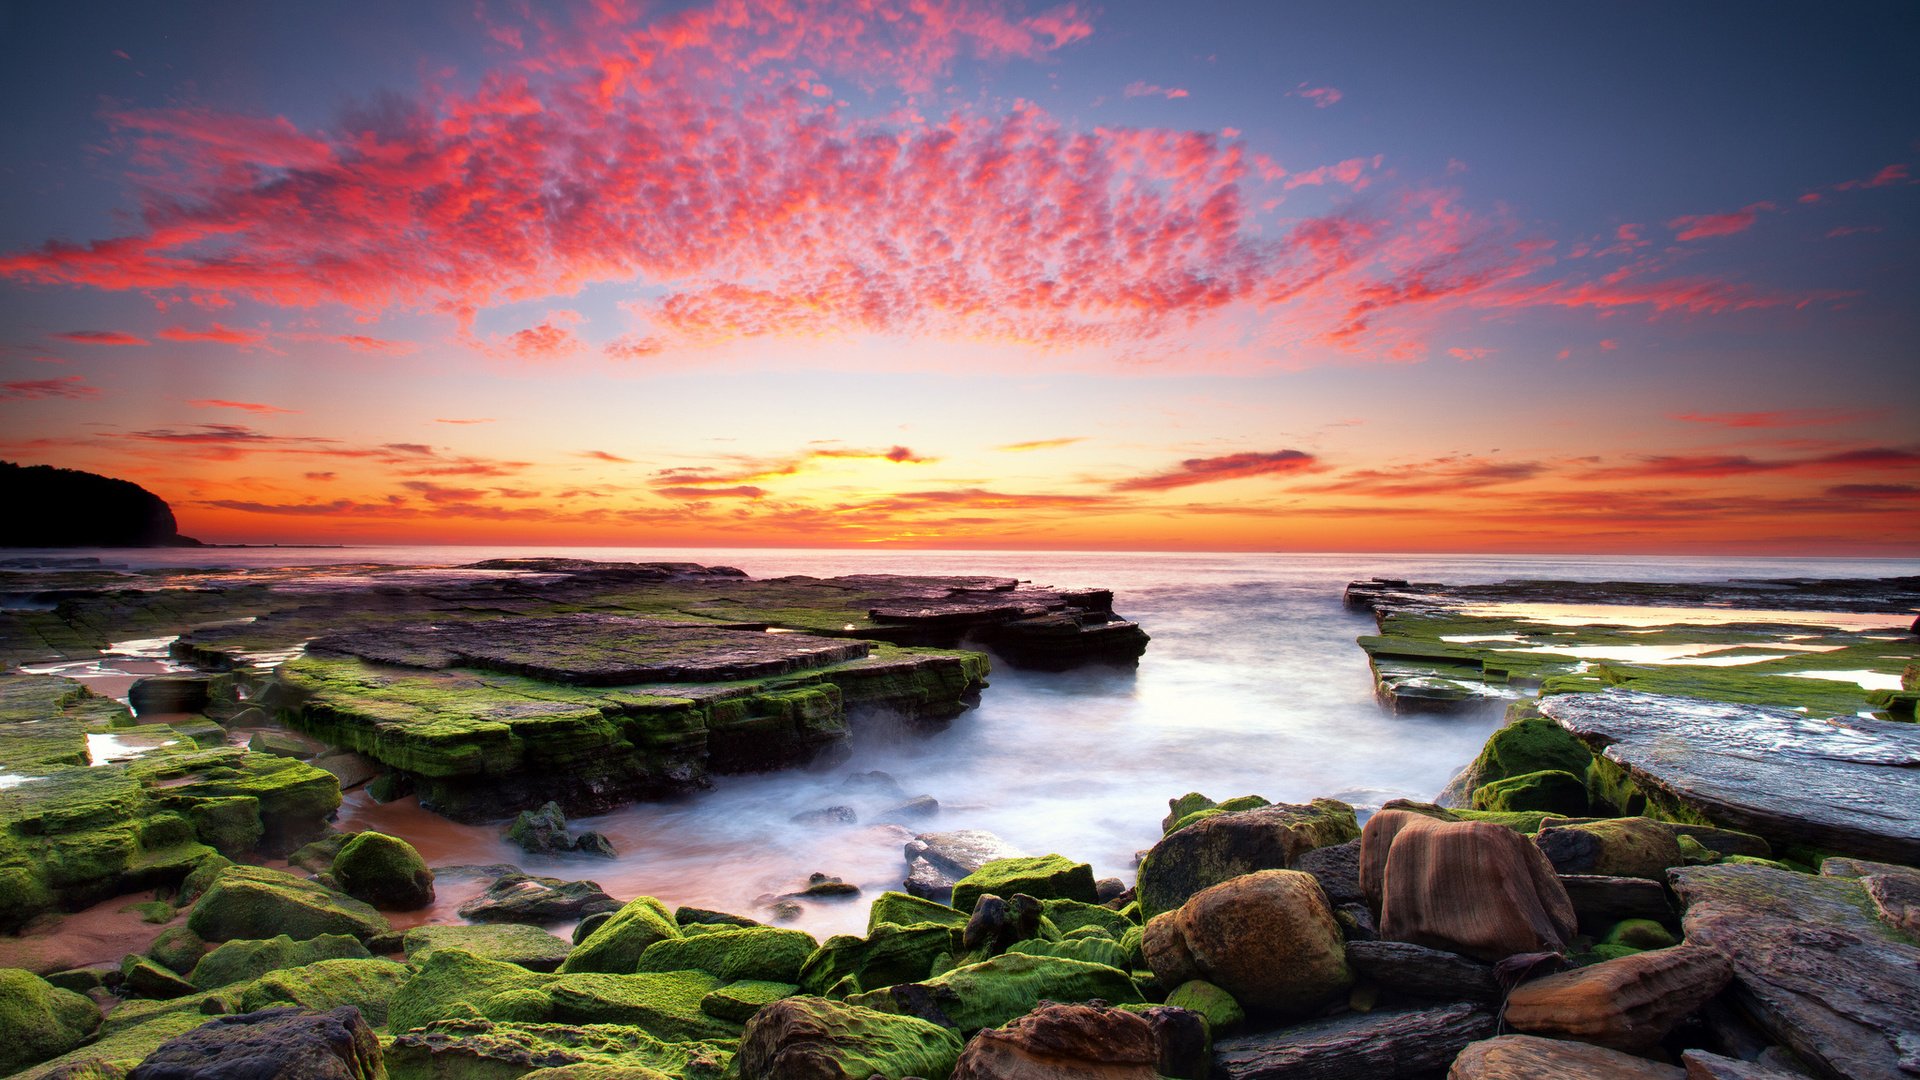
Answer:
1459;601;1910;631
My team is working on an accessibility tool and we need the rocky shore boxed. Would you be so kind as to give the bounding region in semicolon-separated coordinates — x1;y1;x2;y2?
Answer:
1;566;1915;1079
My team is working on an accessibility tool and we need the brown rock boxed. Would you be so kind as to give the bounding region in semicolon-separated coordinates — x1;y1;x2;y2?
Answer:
1449;1034;1684;1078
1135;801;1359;918
1132;1005;1209;1080
1344;940;1500;1002
951;1002;1159;1080
1559;874;1673;935
1822;857;1920;937
1502;943;1733;1050
1361;810;1576;962
1213;1002;1495;1079
1535;818;1684;880
1681;1049;1813;1079
1142;869;1351;1018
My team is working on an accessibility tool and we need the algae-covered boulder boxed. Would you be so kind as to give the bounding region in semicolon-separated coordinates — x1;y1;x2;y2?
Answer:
388;949;549;1034
700;979;797;1023
458;874;622;924
186;865;391;943
1472;770;1590;816
384;1017;734;1080
0;967;104;1075
389;948;738;1044
330;831;434;911
1143;869;1350;1020
1039;897;1134;939
234;958;412;1029
951;1001;1160;1080
147;925;207;976
1136;799;1359;918
558;895;680;974
119;954;197;999
1163;978;1244;1034
122;1005;383;1080
735;996;963;1080
634;926;818;985
951;855;1098;914
797;922;955;997
402;923;571;972
1004;935;1127;969
865;890;968;933
1461;712;1593;794
849;952;1143;1034
188;934;372;990
1535;817;1684;880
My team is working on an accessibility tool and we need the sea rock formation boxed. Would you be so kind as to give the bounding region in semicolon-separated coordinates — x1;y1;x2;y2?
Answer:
0;461;200;548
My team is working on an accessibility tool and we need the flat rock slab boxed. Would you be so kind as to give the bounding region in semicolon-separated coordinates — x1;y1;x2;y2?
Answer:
311;614;871;685
1213;1001;1495;1079
1671;863;1920;1080
1542;689;1920;863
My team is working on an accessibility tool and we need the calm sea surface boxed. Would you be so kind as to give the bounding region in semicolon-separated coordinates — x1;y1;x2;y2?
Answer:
30;547;1920;936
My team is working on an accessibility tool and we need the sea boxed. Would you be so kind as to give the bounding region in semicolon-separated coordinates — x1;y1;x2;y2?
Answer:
18;546;1920;937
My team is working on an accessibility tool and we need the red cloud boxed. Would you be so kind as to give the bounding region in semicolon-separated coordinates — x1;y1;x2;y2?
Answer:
1299;457;1542;499
1113;449;1318;491
505;322;583;361
1123;82;1189;99
1283;155;1382;191
188;398;296;415
52;330;148;346
655;485;767;499
1;375;99;400
1447;346;1492;361
1834;163;1910;190
1669;408;1880;428
157;323;264;345
579;450;635;463
1586;447;1920;479
1667;202;1774;242
1294;84;1342;108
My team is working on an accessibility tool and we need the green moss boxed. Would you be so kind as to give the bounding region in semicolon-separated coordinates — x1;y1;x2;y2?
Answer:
699;979;796;1023
188;932;372;989
1584;755;1647;816
1165;978;1244;1034
146;925;206;976
120;899;176;924
951;854;1099;913
559;895;681;974
633;926;818;985
1601;919;1678;951
185;864;390;943
1003;936;1127;969
332;830;434;910
1726;854;1797;871
403;924;572;972
864;890;967;933
0;967;103;1075
118;954;196;999
1039;898;1134;939
384;1018;733;1080
9;1010;207;1080
236;957;411;1028
391;948;739;1044
1162;793;1215;833
1676;834;1721;866
796;923;955;997
736;996;963;1080
1471;769;1590;816
848;951;1143;1034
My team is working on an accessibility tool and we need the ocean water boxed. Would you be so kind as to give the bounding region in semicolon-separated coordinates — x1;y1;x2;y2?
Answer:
20;546;1920;937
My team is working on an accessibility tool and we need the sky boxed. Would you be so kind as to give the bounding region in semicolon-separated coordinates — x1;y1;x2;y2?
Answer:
1;1;1916;554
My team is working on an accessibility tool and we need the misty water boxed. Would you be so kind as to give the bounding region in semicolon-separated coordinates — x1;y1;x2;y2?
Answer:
27;547;1920;939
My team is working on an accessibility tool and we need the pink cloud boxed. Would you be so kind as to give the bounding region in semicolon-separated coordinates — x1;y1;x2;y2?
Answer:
52;330;148;346
1669;408;1881;428
1447;346;1493;361
157;322;265;345
505;322;583;361
1112;449;1318;491
1667;202;1774;242
1834;163;1910;190
1;375;100;400
1283;155;1383;191
1123;81;1189;99
1293;84;1342;108
187;398;297;414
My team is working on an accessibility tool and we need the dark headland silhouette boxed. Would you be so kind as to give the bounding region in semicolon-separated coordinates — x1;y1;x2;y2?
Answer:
0;461;200;547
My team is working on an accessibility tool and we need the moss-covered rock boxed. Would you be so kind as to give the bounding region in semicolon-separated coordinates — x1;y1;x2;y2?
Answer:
1534;817;1684;880
1004;935;1127;969
699;979;797;1023
8;1009;206;1080
1469;713;1593;791
1137;799;1359;919
1164;978;1244;1034
796;922;955;997
1040;898;1135;939
1601;918;1678;951
118;954;196;999
403;923;572;972
558;895;680;974
390;948;739;1044
951;855;1098;913
633;926;818;985
864;890;967;933
147;925;206;976
848;952;1143;1034
0;967;104;1074
734;996;963;1080
331;830;434;910
185;864;391;943
235;957;412;1028
188;933;372;990
1472;769;1591;816
384;1017;733;1080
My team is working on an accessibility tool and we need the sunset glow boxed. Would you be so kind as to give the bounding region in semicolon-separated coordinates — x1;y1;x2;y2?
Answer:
2;2;1915;553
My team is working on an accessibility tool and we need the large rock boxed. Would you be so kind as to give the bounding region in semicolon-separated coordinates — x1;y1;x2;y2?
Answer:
951;855;1098;914
1213;1002;1496;1080
1344;940;1500;1002
185;865;390;944
1540;689;1920;863
127;1006;382;1080
1558;874;1673;935
847;952;1143;1034
734;996;963;1080
388;948;736;1044
634;926;818;985
457;874;622;924
1136;800;1359;918
1823;857;1920;937
188;934;371;991
1448;1034;1683;1078
1681;1049;1817;1079
330;831;434;910
951;1002;1159;1079
1360;809;1576;961
233;959;411;1029
1534;818;1683;880
0;967;103;1075
557;896;681;974
1502;943;1732;1050
383;1016;731;1079
1671;863;1920;1080
797;923;954;997
1142;869;1350;1019
401;924;572;972
904;831;1023;899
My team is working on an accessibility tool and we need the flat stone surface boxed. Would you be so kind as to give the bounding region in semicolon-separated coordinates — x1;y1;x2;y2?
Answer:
1345;940;1500;1002
1671;863;1920;1080
907;830;1024;878
1213;1002;1495;1079
1543;690;1920;863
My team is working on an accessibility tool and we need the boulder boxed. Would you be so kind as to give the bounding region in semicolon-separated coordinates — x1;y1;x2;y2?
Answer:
185;865;390;944
0;967;103;1075
1448;1034;1683;1078
700;979;797;1023
866;890;969;932
118;955;196;1000
146;927;207;976
963;893;1044;954
1540;689;1920;864
1502;943;1732;1050
128;677;212;717
558;896;681;974
1293;838;1363;907
457;874;621;924
1344;940;1500;1002
402;924;572;972
509;802;616;858
1360;810;1576;962
126;1006;382;1080
330;831;434;910
1136;800;1359;918
734;996;963;1080
1142;869;1351;1019
951;1002;1159;1080
1535;818;1683;880
1558;874;1673;935
881;796;940;822
1134;1005;1210;1080
1671;863;1920;1080
1602;918;1678;951
797;922;955;997
188;935;371;991
1163;979;1244;1033
1213;1001;1496;1080
1472;770;1590;816
1822;857;1920;937
233;958;411;1029
905;831;1024;900
383;1016;731;1079
952;856;1098;913
1681;1049;1816;1079
634;926;818;984
847;952;1144;1034
387;949;735;1044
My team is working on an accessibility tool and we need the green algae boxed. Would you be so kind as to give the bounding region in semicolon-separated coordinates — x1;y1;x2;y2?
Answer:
1164;978;1244;1034
560;895;681;975
185;863;391;943
235;956;412;1028
0;967;103;1075
403;924;572;972
735;996;962;1080
698;979;796;1023
188;932;372;990
864;890;967;933
633;926;818;985
1472;769;1590;815
332;829;434;910
950;854;1098;913
846;951;1142;1034
384;1018;733;1080
796;922;954;997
